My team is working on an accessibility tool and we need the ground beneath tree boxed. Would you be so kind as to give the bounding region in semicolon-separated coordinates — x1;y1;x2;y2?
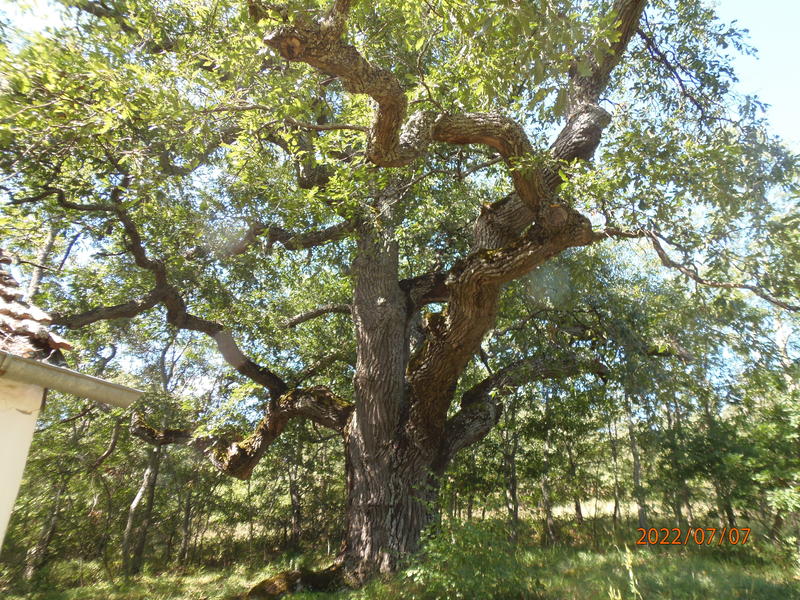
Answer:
5;521;798;600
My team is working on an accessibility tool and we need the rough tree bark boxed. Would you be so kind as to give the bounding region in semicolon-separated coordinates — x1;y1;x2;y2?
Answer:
51;0;649;593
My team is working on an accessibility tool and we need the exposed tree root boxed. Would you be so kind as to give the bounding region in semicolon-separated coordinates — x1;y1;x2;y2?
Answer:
243;564;343;599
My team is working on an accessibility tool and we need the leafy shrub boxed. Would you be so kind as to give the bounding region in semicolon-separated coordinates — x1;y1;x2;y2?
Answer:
398;519;544;600
42;559;105;589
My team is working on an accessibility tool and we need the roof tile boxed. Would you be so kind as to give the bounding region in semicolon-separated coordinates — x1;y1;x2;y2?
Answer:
0;248;73;359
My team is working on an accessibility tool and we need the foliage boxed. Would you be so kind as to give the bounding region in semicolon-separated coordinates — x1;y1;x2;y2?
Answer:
0;0;799;595
5;519;799;599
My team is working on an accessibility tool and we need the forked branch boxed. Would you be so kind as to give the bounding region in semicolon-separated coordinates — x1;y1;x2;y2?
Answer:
132;386;353;479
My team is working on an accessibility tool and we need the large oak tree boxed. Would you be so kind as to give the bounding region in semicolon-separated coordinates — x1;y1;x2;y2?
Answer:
1;0;798;591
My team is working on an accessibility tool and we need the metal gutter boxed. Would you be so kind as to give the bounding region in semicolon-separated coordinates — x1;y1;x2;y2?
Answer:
0;350;143;408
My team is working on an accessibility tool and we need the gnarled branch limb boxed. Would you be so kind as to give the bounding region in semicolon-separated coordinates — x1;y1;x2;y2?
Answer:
221;219;354;257
400;1;647;448
53;288;165;328
594;227;799;312
141;389;352;479
132;386;352;479
400;270;450;309
155;126;239;176
434;353;608;470
130;412;192;446
284;117;367;132
265;0;643;235
103;195;292;398
405;211;594;445
72;1;136;33
87;420;123;471
27;176;291;397
263;4;555;217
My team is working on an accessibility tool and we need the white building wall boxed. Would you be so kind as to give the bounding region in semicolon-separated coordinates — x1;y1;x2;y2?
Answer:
0;378;44;553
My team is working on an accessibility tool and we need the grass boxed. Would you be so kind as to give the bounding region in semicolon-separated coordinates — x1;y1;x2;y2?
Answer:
4;520;799;600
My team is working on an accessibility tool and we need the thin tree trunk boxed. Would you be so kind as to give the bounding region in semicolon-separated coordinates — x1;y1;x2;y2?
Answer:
26;224;56;299
682;485;694;527
23;478;68;581
130;446;162;574
288;470;302;548
769;512;784;540
664;402;686;527
626;396;648;529
608;417;621;531
538;391;557;545
179;491;193;565
700;398;736;530
247;479;254;560
122;446;162;576
540;472;556;546
715;487;737;529
505;444;520;535
503;395;520;535
567;445;583;525
574;498;584;525
673;400;693;527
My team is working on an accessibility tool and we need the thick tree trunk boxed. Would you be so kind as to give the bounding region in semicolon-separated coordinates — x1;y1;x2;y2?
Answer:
339;432;438;585
335;213;442;587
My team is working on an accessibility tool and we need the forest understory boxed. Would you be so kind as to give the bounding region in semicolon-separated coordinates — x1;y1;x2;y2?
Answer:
0;503;800;600
4;513;798;600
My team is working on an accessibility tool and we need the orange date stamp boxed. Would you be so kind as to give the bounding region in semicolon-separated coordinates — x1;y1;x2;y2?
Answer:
636;527;750;546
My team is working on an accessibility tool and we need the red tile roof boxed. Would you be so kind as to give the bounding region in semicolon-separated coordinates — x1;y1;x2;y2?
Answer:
0;249;72;359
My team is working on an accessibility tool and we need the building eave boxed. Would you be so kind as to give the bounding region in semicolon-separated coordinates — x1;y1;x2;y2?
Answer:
0;350;143;408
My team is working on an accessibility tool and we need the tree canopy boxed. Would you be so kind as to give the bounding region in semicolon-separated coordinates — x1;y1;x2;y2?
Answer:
1;0;799;593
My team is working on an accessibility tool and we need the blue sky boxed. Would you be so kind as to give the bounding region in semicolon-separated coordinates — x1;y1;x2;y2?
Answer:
714;0;800;150
1;0;798;150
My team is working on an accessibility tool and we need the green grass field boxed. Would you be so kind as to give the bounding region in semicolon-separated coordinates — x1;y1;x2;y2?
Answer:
5;520;799;600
